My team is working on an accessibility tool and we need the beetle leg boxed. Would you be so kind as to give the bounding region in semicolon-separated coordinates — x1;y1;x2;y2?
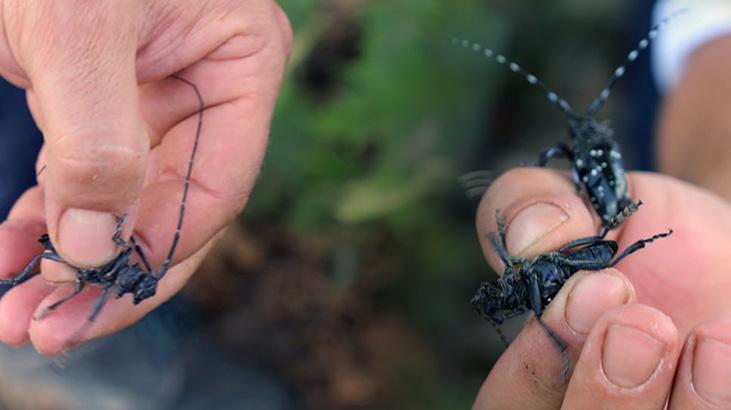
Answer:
34;280;85;320
537;143;574;167
571;167;582;193
609;229;673;267
487;320;510;348
558;232;610;252
112;214;132;249
528;273;543;317
605;200;643;229
491;210;527;266
535;315;571;382
88;286;113;323
529;272;571;380
61;286;115;349
490;210;516;268
0;251;69;287
130;237;153;272
502;308;527;321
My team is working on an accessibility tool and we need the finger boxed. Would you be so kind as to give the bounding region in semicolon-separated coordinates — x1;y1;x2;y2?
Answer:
126;23;289;270
473;269;636;409
0;187;55;346
6;2;148;269
0;187;47;276
669;318;731;409
0;276;54;347
616;173;731;336
477;167;600;271
562;304;681;409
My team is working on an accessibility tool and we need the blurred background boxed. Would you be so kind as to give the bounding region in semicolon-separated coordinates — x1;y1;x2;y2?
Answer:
0;0;663;409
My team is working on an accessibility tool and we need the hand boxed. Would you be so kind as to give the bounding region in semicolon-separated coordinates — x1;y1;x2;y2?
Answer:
472;168;731;409
0;0;292;354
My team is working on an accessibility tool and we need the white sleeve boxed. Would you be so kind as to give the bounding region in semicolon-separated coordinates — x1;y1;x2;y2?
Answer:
652;0;731;93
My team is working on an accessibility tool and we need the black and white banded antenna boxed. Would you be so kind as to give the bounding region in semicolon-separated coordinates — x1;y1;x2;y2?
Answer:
452;37;579;120
154;74;204;281
586;7;689;115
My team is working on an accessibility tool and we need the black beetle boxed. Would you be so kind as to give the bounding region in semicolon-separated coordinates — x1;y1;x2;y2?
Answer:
472;203;672;378
0;74;204;331
458;9;686;228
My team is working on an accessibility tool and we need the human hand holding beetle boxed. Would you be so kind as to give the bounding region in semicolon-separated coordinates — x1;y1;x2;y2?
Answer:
0;0;291;354
472;168;731;409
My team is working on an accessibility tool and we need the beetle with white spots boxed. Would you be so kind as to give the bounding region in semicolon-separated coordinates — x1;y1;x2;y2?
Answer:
456;9;686;228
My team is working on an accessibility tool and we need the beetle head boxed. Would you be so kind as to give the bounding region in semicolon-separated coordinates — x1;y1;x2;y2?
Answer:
133;276;158;304
471;281;508;324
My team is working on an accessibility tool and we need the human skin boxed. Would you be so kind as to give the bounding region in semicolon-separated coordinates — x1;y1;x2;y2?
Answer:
0;0;292;355
658;35;731;202
471;32;731;409
471;168;731;408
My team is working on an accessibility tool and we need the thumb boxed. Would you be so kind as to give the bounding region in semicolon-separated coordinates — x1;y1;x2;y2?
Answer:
476;167;600;271
9;3;147;269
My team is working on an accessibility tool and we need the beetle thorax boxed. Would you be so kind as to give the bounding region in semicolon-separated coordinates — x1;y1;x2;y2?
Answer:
569;117;614;144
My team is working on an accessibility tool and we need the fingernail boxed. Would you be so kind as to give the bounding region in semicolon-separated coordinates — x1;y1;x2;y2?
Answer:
566;274;630;334
692;337;731;404
602;325;665;387
505;203;568;255
58;209;118;267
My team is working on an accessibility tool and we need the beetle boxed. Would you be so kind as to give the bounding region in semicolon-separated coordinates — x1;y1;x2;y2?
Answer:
472;203;672;379
0;74;204;331
458;9;686;228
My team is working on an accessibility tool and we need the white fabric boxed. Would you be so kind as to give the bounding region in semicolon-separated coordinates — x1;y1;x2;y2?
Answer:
652;0;731;93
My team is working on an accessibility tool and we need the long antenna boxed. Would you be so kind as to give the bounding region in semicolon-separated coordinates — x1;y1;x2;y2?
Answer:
155;75;204;280
453;38;578;119
586;8;689;114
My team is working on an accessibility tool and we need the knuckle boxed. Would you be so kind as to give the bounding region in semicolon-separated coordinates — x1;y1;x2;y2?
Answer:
270;2;293;56
48;134;146;203
232;0;293;58
6;1;130;70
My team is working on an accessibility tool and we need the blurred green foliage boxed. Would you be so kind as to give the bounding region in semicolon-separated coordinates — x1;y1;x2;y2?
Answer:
244;0;636;408
254;0;506;226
